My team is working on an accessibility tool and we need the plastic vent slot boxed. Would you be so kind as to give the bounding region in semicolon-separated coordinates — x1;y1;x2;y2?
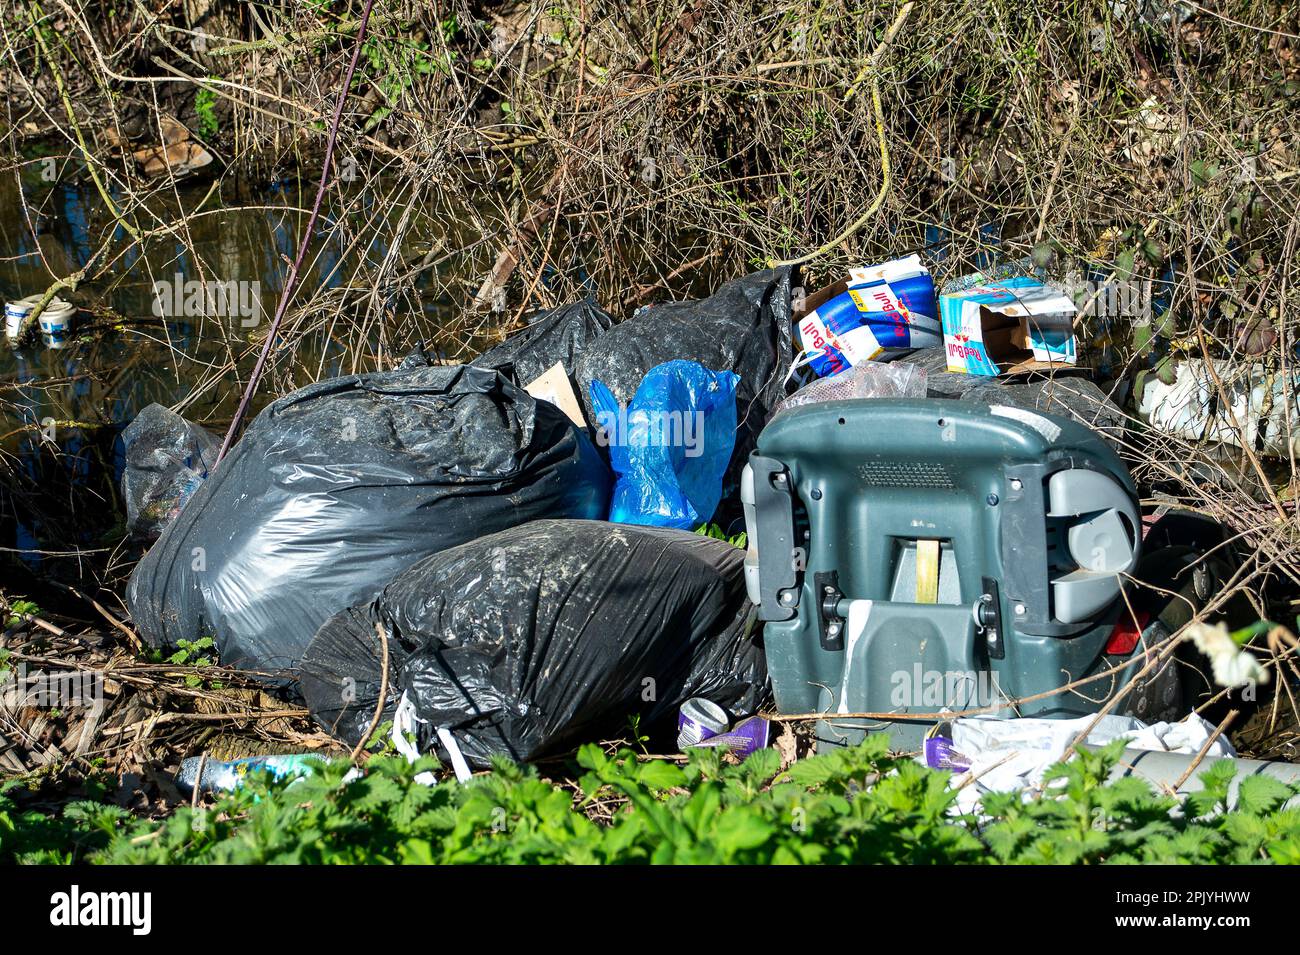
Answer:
858;461;955;489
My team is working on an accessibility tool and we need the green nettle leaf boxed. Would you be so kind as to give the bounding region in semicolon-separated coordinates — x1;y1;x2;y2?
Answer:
1266;837;1300;865
1132;321;1154;355
779;753;842;788
4;725;1296;865
1234;775;1296;816
637;759;687;791
737;747;781;789
714;807;775;855
1154;355;1178;386
1185;759;1237;819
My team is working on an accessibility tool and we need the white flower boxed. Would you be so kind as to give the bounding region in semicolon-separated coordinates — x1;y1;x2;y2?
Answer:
1185;622;1270;688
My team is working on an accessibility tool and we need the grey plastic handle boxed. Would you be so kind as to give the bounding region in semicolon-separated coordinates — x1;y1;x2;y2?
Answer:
1047;469;1139;624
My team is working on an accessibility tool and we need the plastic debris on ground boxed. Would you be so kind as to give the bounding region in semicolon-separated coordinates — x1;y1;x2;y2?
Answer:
300;519;768;769
175;753;325;795
940;277;1079;375
1137;357;1300;457
127;363;612;674
121;403;221;540
793;254;940;378
772;358;927;418
591;359;739;529
573;268;795;489
924;713;1235;814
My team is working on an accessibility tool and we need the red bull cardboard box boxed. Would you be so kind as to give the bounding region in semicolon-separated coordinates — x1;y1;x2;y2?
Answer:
795;255;940;377
940;277;1079;376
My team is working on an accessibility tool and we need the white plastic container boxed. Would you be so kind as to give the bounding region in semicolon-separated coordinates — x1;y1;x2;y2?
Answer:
37;299;76;349
4;294;42;344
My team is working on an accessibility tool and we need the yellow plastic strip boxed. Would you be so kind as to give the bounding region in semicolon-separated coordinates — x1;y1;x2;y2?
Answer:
915;539;940;604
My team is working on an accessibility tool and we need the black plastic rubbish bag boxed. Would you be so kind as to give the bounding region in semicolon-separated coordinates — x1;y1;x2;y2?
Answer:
120;404;221;540
958;377;1131;452
573;268;795;475
126;365;612;673
471;298;614;386
899;349;1130;452
300;520;768;767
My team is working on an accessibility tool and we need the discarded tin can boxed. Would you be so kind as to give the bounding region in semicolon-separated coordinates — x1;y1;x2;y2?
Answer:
687;715;771;758
677;697;729;749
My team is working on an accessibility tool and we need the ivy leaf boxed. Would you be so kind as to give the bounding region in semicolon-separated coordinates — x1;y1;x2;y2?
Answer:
1115;248;1136;280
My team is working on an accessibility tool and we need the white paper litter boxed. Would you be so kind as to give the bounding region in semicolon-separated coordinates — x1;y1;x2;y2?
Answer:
942;712;1235;814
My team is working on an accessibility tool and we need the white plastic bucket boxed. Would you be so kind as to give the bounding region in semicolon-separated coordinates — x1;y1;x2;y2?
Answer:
37;299;76;349
4;294;43;344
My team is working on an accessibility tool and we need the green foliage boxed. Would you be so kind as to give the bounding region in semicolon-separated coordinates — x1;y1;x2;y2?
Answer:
165;636;216;687
5;599;43;629
695;523;747;549
0;780;129;864
356;27;454;131
194;86;219;138
5;736;1297;865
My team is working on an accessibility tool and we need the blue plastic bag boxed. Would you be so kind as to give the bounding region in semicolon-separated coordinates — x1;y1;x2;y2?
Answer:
590;360;739;529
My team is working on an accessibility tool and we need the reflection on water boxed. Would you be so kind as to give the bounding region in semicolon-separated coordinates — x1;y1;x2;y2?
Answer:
0;169;459;573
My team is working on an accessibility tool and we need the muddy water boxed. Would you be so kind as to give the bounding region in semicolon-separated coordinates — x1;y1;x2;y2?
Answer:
0;168;459;575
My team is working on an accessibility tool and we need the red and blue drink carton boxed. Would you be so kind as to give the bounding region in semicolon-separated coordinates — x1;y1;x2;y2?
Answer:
940;277;1078;376
795;255;940;378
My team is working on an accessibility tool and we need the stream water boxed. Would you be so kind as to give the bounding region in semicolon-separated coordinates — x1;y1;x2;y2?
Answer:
0;168;460;579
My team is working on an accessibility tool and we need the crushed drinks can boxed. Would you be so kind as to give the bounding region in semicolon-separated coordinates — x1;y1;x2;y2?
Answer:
923;722;972;772
687;715;771;758
677;697;729;749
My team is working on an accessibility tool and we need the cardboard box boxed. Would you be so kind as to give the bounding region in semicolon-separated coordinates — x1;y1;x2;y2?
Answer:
939;277;1078;376
794;255;940;378
524;361;587;428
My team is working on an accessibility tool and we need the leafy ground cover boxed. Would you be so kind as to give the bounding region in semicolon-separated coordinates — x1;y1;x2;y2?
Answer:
4;736;1297;865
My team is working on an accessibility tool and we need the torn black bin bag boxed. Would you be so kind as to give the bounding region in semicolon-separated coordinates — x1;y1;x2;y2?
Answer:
573;268;795;481
120;403;221;541
126;365;612;674
300;520;768;767
470;298;614;385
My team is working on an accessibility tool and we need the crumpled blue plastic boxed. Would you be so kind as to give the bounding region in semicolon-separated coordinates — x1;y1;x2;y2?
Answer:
590;360;739;529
